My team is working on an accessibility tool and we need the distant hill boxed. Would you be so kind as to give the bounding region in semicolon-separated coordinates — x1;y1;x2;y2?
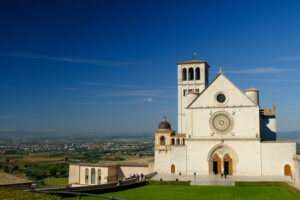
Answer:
277;130;300;141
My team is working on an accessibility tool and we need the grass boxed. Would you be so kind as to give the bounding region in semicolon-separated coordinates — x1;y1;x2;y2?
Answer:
65;184;300;200
43;177;68;187
0;189;60;200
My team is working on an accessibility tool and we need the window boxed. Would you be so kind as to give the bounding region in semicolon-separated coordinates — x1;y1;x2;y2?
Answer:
188;68;194;80
217;93;226;103
171;138;175;145
160;136;166;145
176;138;180;145
196;68;200;80
182;138;185;145
183;89;187;96
182;68;187;81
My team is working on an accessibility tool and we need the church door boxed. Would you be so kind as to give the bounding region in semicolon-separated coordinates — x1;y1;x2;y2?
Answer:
284;164;292;176
224;155;233;175
171;164;175;174
213;155;221;174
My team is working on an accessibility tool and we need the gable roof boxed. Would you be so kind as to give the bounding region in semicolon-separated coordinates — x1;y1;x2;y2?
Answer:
187;72;257;108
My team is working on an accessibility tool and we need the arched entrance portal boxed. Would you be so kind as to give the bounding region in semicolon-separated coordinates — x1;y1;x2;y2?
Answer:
207;143;237;175
213;155;221;174
284;164;292;176
224;154;233;175
171;164;175;174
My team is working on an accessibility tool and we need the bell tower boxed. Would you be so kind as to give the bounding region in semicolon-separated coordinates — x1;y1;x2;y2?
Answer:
177;59;210;133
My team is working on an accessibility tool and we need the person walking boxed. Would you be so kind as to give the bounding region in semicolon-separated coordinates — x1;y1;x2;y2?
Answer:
224;170;227;179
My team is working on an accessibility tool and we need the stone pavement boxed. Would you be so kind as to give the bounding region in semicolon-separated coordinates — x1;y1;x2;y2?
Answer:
151;173;293;186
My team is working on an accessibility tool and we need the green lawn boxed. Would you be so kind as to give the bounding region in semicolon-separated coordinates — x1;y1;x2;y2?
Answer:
43;177;68;187
66;184;300;200
0;189;59;200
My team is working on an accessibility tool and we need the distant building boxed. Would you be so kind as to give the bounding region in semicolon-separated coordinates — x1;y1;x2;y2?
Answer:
68;161;153;186
0;172;34;189
154;59;300;186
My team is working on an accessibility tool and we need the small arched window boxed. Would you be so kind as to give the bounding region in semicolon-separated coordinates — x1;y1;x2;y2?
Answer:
182;138;185;145
98;169;101;184
196;68;200;80
176;138;180;145
160;136;166;145
189;68;194;80
171;138;175;145
182;68;187;81
85;168;89;184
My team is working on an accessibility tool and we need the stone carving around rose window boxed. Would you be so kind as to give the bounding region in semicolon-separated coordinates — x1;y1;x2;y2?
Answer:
209;111;234;134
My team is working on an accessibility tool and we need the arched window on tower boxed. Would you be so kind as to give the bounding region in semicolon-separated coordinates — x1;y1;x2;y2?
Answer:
85;168;89;184
171;138;175;145
176;138;180;145
182;68;187;81
160;136;166;145
182;138;185;145
189;68;194;80
196;68;200;80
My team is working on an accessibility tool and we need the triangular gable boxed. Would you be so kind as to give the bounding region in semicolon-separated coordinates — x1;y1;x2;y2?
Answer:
188;73;256;108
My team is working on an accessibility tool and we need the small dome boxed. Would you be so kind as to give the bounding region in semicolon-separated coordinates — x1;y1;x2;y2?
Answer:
158;116;171;130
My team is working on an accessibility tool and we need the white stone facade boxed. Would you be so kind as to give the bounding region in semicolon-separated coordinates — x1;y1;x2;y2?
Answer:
69;163;150;186
155;59;299;185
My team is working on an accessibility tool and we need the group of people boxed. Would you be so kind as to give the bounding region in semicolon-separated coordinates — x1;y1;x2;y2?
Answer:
117;173;147;186
221;170;228;179
129;173;147;181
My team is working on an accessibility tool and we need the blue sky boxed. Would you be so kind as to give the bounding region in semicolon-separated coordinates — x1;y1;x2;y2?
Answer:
0;0;300;135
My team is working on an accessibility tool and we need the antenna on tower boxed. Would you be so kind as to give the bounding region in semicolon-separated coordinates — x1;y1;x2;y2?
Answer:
192;49;197;60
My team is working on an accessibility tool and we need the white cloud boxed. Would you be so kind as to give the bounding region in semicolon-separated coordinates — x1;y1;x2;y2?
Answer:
225;67;294;74
235;78;300;83
103;90;163;97
78;81;144;88
273;56;300;61
1;52;150;67
60;87;78;91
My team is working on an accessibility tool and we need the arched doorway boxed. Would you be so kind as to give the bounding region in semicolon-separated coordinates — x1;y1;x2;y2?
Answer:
85;168;89;184
171;164;175;174
224;154;233;175
98;169;101;184
207;143;237;175
284;164;292;176
213;155;221;174
91;168;96;184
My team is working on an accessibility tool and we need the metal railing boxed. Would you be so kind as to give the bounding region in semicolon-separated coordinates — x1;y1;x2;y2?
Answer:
35;190;125;200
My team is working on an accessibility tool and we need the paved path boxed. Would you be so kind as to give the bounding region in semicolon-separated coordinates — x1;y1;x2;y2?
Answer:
151;173;293;186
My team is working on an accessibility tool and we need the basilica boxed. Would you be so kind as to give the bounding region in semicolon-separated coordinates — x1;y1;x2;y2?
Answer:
154;59;299;179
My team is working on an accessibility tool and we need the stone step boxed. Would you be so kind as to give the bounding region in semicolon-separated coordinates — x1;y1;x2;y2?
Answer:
190;179;235;186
